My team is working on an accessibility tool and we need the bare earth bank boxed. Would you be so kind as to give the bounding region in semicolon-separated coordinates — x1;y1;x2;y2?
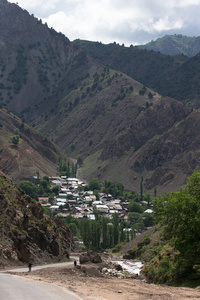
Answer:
15;265;200;300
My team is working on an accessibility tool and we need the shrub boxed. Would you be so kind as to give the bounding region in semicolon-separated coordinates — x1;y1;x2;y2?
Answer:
112;243;122;253
138;234;151;248
127;245;137;257
11;135;20;145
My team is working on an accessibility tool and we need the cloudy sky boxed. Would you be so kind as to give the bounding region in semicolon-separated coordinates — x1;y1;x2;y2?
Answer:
8;0;200;45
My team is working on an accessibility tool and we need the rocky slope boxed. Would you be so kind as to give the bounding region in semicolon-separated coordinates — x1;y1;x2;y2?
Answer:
78;97;195;194
0;108;67;182
0;0;103;120
0;169;72;268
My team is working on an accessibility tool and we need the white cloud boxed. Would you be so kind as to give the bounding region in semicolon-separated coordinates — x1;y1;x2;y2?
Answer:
8;0;200;45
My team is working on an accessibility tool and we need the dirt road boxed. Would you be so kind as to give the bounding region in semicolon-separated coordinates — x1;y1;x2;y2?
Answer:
16;264;200;300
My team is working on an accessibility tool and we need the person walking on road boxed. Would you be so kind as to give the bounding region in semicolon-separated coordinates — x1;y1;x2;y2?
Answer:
28;262;32;272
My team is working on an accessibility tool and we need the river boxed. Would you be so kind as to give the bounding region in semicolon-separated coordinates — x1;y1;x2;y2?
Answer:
112;260;143;275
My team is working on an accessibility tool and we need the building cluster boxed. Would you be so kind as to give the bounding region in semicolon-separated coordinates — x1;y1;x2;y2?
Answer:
38;176;153;220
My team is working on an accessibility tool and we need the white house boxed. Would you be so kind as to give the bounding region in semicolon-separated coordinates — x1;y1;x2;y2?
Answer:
50;205;59;211
87;214;95;220
114;204;123;211
51;180;63;186
93;201;103;206
67;178;79;188
96;205;109;214
56;198;67;203
57;202;66;206
58;193;67;198
144;209;153;214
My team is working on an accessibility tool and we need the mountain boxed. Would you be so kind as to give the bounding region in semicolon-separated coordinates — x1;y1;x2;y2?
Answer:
0;108;67;182
0;0;104;122
138;34;200;57
75;40;200;107
0;169;72;267
1;0;200;194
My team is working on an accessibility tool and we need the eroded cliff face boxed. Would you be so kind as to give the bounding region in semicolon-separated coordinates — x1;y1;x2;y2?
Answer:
0;170;72;268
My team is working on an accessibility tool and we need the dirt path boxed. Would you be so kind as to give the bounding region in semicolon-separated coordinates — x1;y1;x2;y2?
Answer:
17;266;200;300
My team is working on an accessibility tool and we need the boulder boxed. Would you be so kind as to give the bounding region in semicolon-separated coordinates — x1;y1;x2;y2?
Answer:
115;264;123;271
79;250;102;264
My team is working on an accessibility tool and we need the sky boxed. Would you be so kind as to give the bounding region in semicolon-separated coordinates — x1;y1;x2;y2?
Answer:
8;0;200;46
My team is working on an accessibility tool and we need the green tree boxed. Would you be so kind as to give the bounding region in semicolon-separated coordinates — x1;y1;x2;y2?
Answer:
103;180;124;198
128;201;143;213
11;135;20;145
154;171;200;279
107;224;113;248
51;185;60;195
93;189;100;200
154;186;157;197
140;176;143;201
89;178;101;191
101;217;108;248
148;92;153;99
128;212;142;226
68;223;78;237
40;179;49;190
37;185;44;195
119;220;126;242
81;219;91;249
43;176;50;183
19;181;37;198
112;213;119;246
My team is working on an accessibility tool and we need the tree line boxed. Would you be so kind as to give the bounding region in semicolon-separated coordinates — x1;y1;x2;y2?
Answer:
144;171;200;285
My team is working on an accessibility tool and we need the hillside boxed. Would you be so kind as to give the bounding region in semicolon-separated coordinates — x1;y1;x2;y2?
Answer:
0;108;66;182
76;40;200;107
0;0;104;121
78;98;200;195
138;34;200;57
0;169;72;268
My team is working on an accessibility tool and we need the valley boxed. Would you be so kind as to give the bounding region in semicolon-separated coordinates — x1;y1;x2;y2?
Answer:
2;0;200;295
1;0;200;194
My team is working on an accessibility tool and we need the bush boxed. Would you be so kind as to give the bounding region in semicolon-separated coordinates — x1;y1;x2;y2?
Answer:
112;243;122;253
127;245;137;257
11;135;20;145
144;255;175;284
137;234;151;248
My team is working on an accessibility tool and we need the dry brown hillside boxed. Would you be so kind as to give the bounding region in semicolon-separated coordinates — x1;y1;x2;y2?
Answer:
0;108;66;181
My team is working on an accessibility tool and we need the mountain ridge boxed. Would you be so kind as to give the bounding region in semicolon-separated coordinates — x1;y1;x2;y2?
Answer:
138;34;200;57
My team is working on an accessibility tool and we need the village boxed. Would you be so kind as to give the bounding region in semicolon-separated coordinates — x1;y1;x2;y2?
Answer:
38;176;153;221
